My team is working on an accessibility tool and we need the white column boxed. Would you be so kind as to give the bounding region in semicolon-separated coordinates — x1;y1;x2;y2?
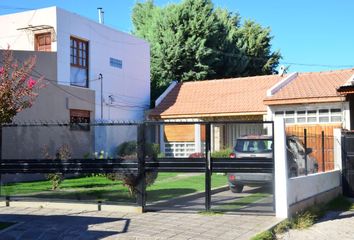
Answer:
274;117;289;218
195;124;201;153
159;124;165;154
333;128;342;170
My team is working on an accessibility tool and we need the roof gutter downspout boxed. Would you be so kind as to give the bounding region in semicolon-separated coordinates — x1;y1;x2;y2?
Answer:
155;81;178;107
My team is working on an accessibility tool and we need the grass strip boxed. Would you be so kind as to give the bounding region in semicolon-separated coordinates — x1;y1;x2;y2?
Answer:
1;173;227;203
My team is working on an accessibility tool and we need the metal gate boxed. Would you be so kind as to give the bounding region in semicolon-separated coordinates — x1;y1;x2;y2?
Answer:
0;121;274;213
342;131;354;197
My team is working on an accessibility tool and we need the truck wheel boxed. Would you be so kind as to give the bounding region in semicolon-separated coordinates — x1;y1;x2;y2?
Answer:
230;184;244;193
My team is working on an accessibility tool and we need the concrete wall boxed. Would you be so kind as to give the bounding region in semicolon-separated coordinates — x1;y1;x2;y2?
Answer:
274;118;342;218
1;50;95;159
288;170;341;206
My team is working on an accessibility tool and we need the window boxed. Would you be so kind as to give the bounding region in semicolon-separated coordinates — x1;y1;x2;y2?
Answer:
274;108;342;124
307;110;317;123
297;111;306;123
70;37;89;87
70;109;90;131
35;33;51;51
330;109;342;122
285;111;295;123
110;58;122;69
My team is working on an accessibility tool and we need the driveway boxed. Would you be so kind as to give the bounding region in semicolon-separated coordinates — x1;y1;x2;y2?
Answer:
147;185;274;215
0;206;281;240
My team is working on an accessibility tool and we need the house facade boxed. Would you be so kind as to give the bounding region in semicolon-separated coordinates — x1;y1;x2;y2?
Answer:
264;69;354;171
149;75;284;157
0;7;150;155
150;69;354;165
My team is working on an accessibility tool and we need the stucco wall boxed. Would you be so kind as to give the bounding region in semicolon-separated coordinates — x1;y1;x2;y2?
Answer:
0;7;150;154
288;170;341;206
55;7;150;121
0;7;57;51
1;50;95;159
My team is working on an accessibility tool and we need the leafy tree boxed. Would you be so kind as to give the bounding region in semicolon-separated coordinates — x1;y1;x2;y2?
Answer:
0;48;44;123
132;0;281;105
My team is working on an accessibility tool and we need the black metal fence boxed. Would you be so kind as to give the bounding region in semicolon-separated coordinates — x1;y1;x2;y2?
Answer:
0;121;275;213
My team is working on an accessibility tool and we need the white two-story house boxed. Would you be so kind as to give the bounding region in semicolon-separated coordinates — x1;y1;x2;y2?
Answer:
0;6;150;156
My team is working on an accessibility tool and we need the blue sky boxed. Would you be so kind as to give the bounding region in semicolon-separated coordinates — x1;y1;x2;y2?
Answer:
1;0;353;73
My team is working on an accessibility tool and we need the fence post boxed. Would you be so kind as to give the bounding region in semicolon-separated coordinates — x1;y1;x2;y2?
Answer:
205;123;211;211
321;131;325;172
137;123;146;212
304;129;308;175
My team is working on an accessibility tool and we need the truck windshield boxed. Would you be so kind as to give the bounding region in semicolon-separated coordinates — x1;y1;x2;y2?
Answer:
235;139;273;153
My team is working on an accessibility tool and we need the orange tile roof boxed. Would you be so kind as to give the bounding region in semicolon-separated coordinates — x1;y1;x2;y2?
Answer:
150;75;283;118
264;68;354;105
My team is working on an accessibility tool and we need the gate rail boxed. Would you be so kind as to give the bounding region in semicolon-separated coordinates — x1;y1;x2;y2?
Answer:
0;121;275;212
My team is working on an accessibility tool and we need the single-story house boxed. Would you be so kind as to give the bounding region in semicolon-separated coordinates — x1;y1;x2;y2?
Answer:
149;68;354;170
149;74;284;157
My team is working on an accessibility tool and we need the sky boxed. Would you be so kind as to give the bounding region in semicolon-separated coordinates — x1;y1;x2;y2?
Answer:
1;0;354;73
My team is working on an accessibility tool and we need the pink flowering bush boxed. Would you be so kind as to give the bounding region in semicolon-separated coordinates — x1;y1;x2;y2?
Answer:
0;48;44;123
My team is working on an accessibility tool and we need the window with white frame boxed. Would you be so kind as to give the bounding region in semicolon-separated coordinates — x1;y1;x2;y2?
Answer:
274;108;342;124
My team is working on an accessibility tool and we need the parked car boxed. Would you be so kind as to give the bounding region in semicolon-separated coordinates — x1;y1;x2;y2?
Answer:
227;135;318;193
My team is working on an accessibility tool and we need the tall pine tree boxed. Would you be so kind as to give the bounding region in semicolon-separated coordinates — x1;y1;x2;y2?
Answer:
132;0;281;106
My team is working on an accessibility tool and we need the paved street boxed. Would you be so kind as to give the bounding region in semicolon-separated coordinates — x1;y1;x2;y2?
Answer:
0;206;281;240
277;210;354;240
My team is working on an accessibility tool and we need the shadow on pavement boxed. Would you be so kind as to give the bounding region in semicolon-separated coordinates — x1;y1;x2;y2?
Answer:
146;185;275;215
317;210;354;223
0;213;130;239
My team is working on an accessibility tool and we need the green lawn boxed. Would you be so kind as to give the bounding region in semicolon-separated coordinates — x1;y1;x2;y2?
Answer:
0;222;15;230
0;173;228;203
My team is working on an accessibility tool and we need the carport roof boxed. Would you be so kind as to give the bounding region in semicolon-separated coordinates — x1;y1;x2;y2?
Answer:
149;75;283;119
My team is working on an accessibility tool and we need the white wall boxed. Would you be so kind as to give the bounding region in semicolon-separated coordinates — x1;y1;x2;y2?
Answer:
0;7;57;50
288;170;341;205
274;118;342;218
0;7;150;122
55;8;150;153
56;7;150;121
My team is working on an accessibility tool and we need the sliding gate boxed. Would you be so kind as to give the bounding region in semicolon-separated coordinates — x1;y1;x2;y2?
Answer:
145;121;275;214
0;121;274;213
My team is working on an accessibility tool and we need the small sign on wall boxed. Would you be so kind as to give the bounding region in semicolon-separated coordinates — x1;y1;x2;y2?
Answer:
110;58;122;69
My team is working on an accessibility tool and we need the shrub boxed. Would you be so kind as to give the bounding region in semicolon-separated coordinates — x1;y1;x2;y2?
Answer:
43;144;71;190
106;141;159;196
211;149;233;158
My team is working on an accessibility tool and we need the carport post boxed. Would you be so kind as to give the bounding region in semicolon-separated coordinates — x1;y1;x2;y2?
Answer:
137;123;146;212
274;118;289;218
205;123;211;211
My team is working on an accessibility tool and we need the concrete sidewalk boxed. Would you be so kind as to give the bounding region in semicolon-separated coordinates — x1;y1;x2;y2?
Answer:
0;206;281;240
277;210;354;240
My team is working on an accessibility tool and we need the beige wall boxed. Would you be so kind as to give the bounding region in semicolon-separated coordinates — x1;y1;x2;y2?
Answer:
1;50;95;159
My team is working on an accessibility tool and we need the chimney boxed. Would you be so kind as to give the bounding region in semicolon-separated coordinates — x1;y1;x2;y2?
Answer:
278;65;286;76
97;8;104;24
